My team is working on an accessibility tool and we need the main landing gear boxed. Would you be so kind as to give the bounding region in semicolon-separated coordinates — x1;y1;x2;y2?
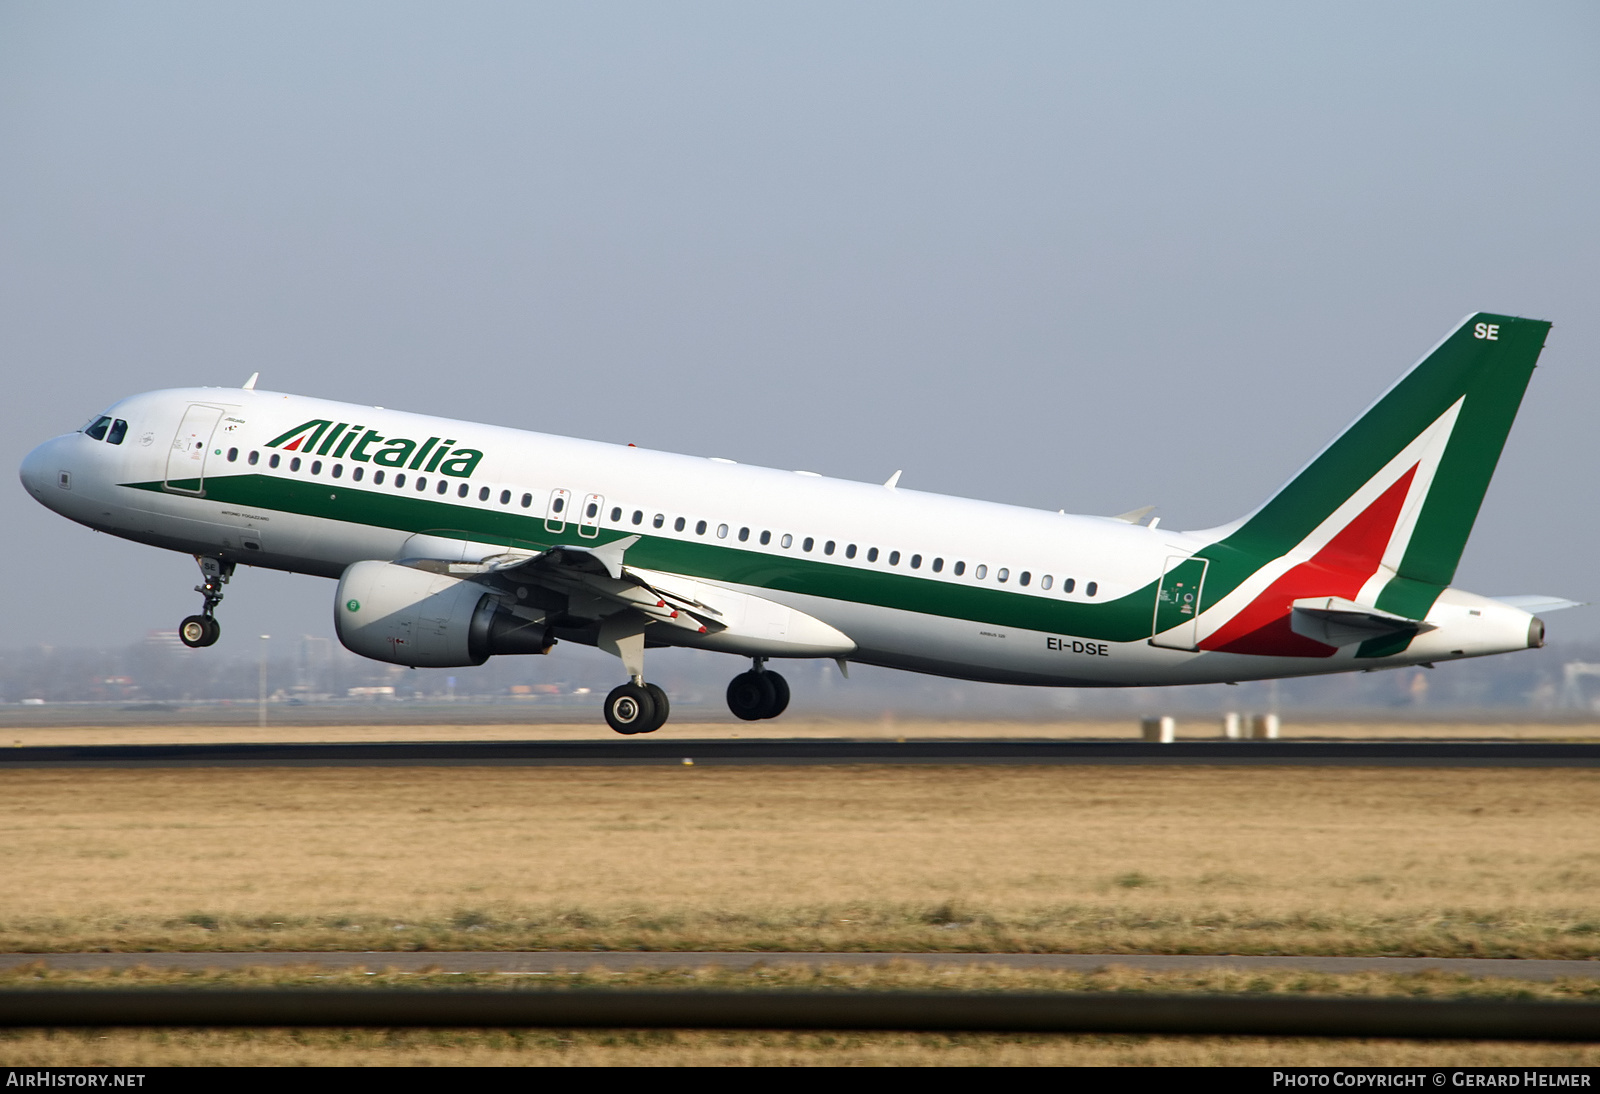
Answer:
597;619;671;734
178;556;232;649
596;621;791;733
726;658;790;721
603;681;671;735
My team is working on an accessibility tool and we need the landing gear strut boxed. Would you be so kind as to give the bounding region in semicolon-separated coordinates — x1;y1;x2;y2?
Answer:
727;658;790;721
179;556;232;649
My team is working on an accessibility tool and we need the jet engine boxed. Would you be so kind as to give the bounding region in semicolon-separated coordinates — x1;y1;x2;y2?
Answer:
334;560;551;667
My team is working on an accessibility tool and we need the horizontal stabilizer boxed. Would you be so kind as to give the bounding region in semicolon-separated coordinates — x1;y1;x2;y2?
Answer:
1490;595;1584;614
1290;596;1435;648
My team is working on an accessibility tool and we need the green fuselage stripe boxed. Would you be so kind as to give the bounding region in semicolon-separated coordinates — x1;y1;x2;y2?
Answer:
127;474;1166;642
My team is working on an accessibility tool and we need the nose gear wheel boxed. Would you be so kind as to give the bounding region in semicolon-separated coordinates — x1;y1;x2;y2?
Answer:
179;615;220;648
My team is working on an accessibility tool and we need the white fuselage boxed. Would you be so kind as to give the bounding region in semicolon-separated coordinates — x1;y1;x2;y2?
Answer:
20;386;1540;687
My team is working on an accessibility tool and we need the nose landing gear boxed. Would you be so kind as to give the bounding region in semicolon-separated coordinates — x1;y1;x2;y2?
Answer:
178;556;232;649
727;658;790;721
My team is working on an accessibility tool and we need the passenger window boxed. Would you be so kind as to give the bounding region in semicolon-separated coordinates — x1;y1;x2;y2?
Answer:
1063;578;1075;593
954;561;965;576
248;451;259;466
499;490;510;504
585;501;598;518
1019;571;1030;587
353;467;364;482
760;531;771;545
824;541;835;555
394;473;405;487
781;534;793;549
269;454;281;469
374;470;385;485
521;493;533;508
910;554;921;569
1040;575;1052;590
331;464;342;478
632;510;643;525
653;514;665;528
611;507;622;522
674;517;686;532
438;480;449;495
739;527;750;542
696;520;707;535
846;544;857;559
717;524;729;539
975;564;987;579
480;487;490;501
552;496;565;513
85;416;112;441
290;457;301;472
802;537;814;552
997;568;1009;583
311;460;322;475
932;558;943;573
227;448;238;462
888;551;900;565
1087;582;1098;597
416;477;427;491
867;548;879;562
107;419;128;445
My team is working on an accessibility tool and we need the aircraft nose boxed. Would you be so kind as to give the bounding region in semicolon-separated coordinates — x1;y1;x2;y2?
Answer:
19;436;67;504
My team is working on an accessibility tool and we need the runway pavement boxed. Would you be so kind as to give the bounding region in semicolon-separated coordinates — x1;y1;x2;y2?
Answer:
4;951;1596;980
0;738;1596;767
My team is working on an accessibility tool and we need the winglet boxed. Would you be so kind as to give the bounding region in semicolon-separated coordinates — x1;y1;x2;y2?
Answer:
242;372;259;391
1113;506;1156;524
884;470;902;489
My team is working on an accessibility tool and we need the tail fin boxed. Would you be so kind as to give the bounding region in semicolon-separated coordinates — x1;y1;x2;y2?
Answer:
1198;313;1549;637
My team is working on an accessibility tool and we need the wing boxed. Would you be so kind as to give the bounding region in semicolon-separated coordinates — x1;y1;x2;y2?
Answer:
431;535;719;637
410;535;854;659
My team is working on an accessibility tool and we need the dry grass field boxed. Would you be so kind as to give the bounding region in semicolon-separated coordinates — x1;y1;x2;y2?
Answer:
2;963;1598;1066
0;763;1597;958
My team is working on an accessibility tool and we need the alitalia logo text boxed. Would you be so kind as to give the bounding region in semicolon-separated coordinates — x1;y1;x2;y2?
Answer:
264;420;483;478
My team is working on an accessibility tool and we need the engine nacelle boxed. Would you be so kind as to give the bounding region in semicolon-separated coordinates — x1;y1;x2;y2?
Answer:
334;560;551;668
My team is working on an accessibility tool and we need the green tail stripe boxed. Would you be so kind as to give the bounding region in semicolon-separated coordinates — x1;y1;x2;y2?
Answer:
1203;313;1548;613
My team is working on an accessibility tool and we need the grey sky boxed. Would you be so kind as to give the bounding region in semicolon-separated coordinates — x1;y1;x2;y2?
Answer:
3;1;1597;652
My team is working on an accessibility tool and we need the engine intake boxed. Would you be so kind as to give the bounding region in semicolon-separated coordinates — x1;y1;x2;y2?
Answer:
335;560;550;667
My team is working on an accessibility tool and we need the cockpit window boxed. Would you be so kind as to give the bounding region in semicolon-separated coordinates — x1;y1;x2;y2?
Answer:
106;419;128;445
84;416;112;441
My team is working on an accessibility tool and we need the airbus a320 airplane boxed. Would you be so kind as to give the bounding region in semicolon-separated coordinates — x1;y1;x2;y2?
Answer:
19;313;1576;733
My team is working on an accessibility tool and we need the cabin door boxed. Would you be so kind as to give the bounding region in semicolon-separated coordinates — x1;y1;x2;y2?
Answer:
1150;555;1208;651
164;404;224;494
